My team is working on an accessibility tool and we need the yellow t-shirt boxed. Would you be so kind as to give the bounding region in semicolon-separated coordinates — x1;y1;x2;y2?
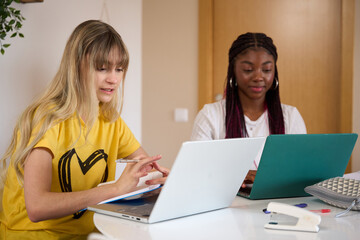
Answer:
0;113;140;237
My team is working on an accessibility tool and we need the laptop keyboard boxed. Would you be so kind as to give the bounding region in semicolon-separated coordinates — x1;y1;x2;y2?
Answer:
112;193;159;217
122;203;154;216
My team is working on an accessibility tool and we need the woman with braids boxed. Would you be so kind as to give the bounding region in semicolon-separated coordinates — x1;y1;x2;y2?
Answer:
0;20;168;239
191;32;306;187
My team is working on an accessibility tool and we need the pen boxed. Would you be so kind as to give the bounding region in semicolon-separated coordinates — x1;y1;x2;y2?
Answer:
116;159;140;163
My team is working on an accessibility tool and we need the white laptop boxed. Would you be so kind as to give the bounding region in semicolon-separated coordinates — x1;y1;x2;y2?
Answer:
88;137;265;223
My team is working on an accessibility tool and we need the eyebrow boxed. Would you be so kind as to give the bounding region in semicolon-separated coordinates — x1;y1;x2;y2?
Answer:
99;60;123;67
240;60;273;66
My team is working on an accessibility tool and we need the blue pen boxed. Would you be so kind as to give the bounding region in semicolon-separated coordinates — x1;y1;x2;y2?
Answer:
295;203;308;208
263;203;307;214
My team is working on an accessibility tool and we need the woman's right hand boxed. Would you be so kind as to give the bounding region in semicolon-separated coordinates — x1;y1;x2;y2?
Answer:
114;155;162;194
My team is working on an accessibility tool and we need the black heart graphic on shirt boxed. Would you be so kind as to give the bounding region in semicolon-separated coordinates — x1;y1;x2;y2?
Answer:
58;149;108;219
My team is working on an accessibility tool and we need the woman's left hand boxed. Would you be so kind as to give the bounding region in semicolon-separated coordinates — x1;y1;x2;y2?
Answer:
115;155;161;193
241;170;257;188
123;147;170;186
146;161;169;185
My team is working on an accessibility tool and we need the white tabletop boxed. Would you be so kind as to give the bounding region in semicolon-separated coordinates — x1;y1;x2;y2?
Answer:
93;196;360;240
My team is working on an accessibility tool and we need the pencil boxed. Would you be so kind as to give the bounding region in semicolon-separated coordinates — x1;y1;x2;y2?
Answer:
116;159;140;163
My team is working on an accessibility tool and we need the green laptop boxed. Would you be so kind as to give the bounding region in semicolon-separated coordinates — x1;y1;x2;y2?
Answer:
238;133;358;199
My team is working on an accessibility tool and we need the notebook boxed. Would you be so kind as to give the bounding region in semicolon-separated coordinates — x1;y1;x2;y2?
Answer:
238;133;358;200
88;137;266;223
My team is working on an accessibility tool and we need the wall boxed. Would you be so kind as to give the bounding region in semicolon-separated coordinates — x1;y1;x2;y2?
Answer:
0;0;142;158
352;0;360;172
142;0;198;168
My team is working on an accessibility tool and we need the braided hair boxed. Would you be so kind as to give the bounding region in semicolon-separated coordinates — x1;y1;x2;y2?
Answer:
225;32;284;138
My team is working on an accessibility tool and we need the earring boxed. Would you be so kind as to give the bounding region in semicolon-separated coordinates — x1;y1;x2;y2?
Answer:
229;78;237;88
273;78;279;90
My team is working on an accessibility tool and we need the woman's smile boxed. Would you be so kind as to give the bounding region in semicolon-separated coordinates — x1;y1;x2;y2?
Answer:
249;86;265;93
100;88;115;94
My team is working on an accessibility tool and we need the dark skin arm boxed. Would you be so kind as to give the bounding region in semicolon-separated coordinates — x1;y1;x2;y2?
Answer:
241;170;257;188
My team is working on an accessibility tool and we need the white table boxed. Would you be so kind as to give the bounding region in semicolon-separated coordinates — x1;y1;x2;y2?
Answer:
93;196;360;240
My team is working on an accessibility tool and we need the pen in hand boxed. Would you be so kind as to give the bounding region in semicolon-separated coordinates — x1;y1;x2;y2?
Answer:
116;159;140;163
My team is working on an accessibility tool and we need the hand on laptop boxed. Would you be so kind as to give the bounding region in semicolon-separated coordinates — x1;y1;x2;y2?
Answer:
115;155;162;194
241;170;257;188
145;162;169;185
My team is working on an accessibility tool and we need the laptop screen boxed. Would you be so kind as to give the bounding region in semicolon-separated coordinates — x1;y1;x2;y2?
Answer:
238;133;358;199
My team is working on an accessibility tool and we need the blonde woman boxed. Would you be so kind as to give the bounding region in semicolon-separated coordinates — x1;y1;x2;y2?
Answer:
0;20;168;239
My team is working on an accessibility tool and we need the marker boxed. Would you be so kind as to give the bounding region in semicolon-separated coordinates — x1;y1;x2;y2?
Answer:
310;209;331;213
116;159;140;163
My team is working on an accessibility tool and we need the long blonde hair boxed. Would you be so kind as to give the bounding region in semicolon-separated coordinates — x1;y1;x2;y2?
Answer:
0;20;129;188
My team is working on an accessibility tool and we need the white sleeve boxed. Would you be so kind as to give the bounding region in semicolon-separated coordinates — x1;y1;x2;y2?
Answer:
190;101;225;141
190;106;216;141
283;105;307;134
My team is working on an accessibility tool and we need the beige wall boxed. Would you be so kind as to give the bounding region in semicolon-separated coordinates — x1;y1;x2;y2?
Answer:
352;0;360;172
142;0;198;168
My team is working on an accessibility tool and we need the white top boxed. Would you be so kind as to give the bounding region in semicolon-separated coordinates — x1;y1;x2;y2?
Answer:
190;99;307;169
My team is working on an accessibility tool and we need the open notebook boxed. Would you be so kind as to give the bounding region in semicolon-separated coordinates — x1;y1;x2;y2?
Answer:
88;137;265;223
238;133;358;199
